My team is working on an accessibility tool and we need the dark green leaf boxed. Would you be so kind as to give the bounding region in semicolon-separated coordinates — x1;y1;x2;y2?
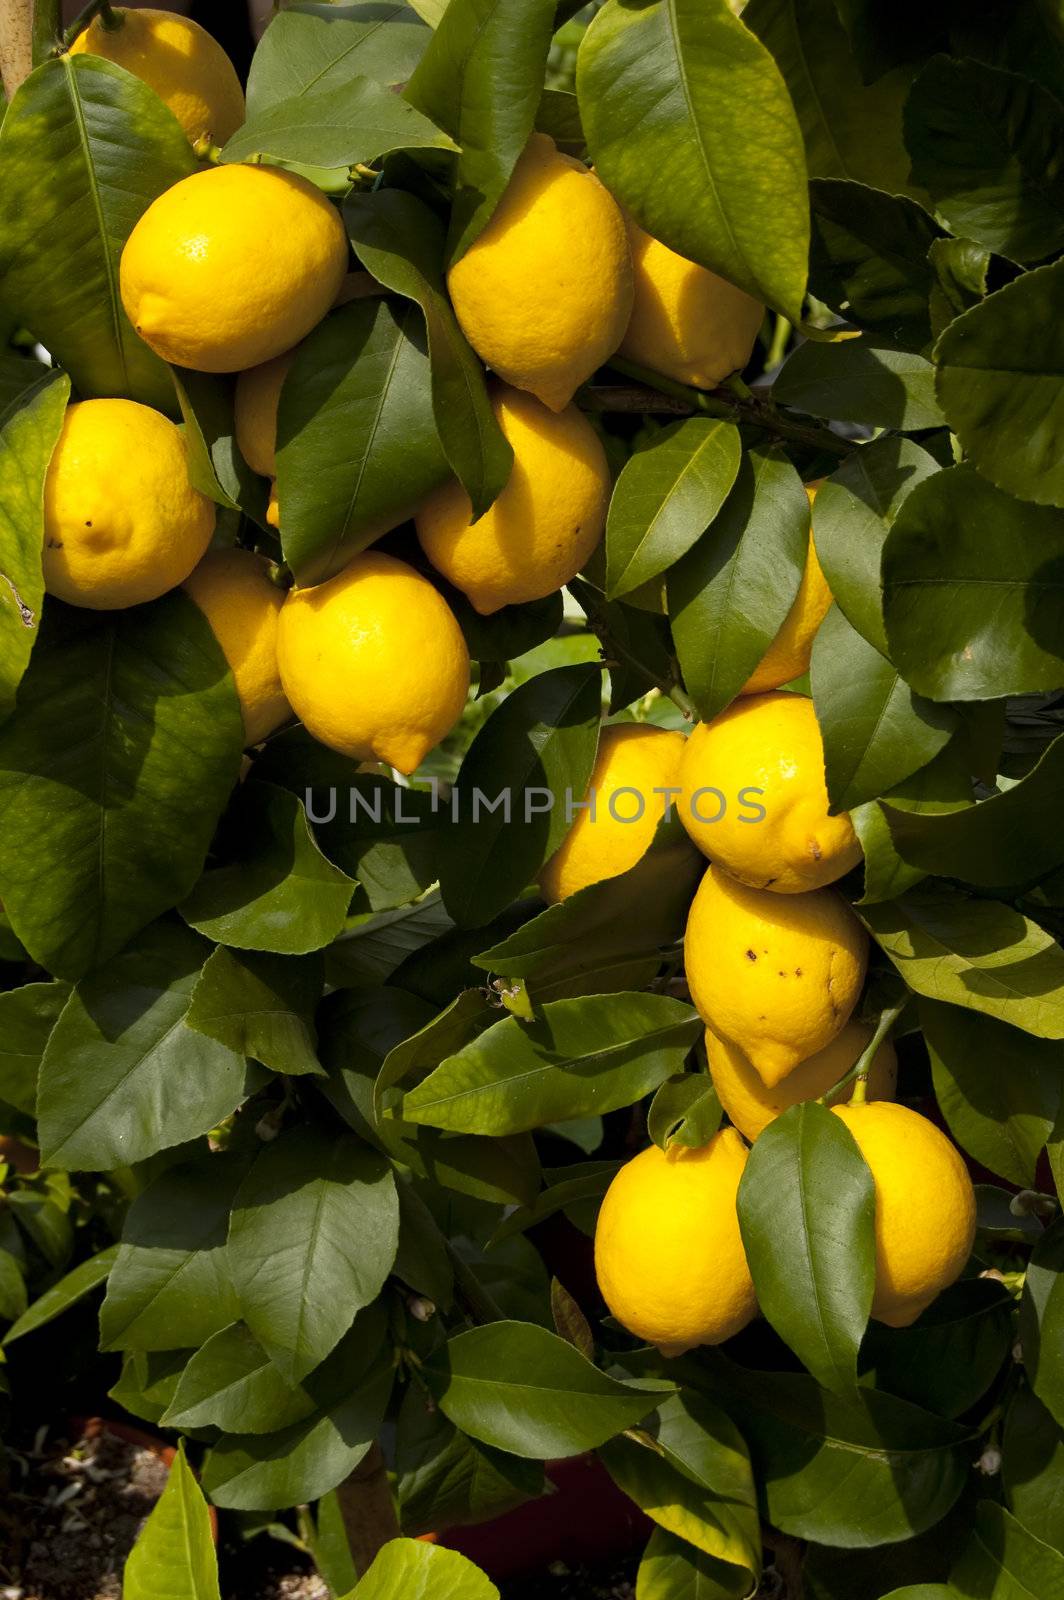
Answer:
861;1277;1013;1421
951;1501;1064;1599
223;74;455;166
3;1244;117;1346
246;6;428;112
0;981;69;1116
808;179;942;352
647;1074;722;1152
1002;1385;1064;1554
0;1251;27;1323
171;369;269;523
775;338;944;430
123;1443;220;1600
185;946;324;1077
109;1349;191;1427
1020;1218;1064;1431
325;890;454;988
396;1384;541;1537
928;236;989;341
636;1527;751;1600
163;1321;317;1434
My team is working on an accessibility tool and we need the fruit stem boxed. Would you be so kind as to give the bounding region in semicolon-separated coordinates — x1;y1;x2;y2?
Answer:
667;683;697;722
820;998;908;1106
61;0;117;46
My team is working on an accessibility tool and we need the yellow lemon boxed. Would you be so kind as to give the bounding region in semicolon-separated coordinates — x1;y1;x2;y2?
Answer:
594;1130;756;1356
69;7;244;145
183;548;290;746
706;1021;897;1142
234;350;296;479
447;134;633;413
416;386;610;615
678;693;862;893
617;215;764;389
740;537;833;695
42;399;215;609
685;866;868;1086
276;551;469;774
539;724;687;903
121;165;348;373
832;1102;976;1327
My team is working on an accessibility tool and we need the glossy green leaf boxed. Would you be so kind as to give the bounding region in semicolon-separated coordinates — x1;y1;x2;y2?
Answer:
951;1501;1064;1599
405;0;555;263
3;1243;117;1346
396;1385;541;1539
934;261;1064;509
37;921;247;1172
861;1277;1013;1422
171;369;269;523
647;1073;722;1152
123;1443;220;1600
403;992;700;1134
326;890;454;988
276;297;452;584
246;6;429;112
0;1251;27;1323
0;594;243;980
0;55;195;411
636;1527;752;1600
227;1123;399;1383
439;664;602;928
882;465;1064;700
775;338;944;430
808;179;942;352
1002;1385;1064;1554
852;801;927;906
185;946;324;1078
352;1539;500;1600
605;420;741;601
1020;1218;1064;1431
345;188;511;519
577;0;808;320
163;1321;317;1435
223;73;455;166
669;446;809;720
0;980;68;1116
424;1320;672;1457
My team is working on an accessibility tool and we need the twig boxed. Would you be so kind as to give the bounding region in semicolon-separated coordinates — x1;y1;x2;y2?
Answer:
63;0;117;43
821;999;907;1106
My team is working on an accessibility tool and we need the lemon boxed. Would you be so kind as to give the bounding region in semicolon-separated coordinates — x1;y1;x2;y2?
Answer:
832;1102;976;1327
276;551;470;774
69;7;244;145
121;165;348;373
685;866;868;1086
447;134;633;413
740;487;832;695
706;1020;897;1142
594;1130;756;1356
618;214;764;390
183;548;290;746
678;692;861;894
539;724;687;903
416;386;610;615
235;350;296;479
42;399;215;610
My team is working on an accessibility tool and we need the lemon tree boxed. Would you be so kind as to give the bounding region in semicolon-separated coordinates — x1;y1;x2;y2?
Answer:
0;2;1062;1598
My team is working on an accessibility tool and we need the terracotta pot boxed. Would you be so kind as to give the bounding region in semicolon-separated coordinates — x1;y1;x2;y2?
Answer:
72;1417;219;1543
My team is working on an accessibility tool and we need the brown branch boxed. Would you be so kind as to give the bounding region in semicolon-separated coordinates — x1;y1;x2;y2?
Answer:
334;1441;401;1578
582;379;853;460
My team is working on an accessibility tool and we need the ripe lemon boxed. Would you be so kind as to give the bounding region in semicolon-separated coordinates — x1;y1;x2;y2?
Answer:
741;486;832;695
539;724;687;903
183;548;290;746
416;386;610;615
235;350;296;479
69;7;244;145
42;399;215;610
594;1130;756;1356
276;551;469;774
706;1020;897;1142
678;693;861;893
121;165;348;373
833;1102;976;1327
447;134;633;413
685;866;868;1086
618;214;764;390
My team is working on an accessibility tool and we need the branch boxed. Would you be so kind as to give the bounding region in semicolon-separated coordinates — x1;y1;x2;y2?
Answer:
0;0;33;97
334;1441;401;1578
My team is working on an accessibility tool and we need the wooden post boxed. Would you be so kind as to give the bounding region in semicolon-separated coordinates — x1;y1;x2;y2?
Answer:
0;0;33;99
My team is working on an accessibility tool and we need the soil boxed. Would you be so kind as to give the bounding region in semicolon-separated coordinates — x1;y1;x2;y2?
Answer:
499;1559;635;1598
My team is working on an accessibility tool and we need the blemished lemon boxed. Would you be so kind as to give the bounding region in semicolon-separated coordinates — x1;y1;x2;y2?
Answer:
706;1021;897;1142
618;214;764;390
121;165;348;373
833;1101;976;1327
740;519;833;694
276;551;470;774
678;692;862;894
235;350;296;479
539;724;687;903
416;386;610;615
69;7;245;145
685;866;868;1086
183;548;290;746
594;1130;757;1356
447;134;633;413
42;399;215;610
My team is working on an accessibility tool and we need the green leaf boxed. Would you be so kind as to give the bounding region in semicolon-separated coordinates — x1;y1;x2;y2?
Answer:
738;1101;875;1393
110;1349;191;1427
774;338;944;430
396;1385;541;1538
810;604;956;812
223;74;455;166
905;56;1064;263
636;1527;752;1600
0;371;69;720
163;1321;317;1434
0;594;243;980
424;1320;672;1457
861;1277;1013;1421
404;0;555;263
276;297;452;584
326;890;454;988
123;1442;220;1600
934;261;1064;510
860;886;1064;1039
3;1243;117;1345
171;369;269;523
577;0;808;321
438;664;602;928
605;420;742;601
0;55;195;411
0;1250;27;1324
186;946;324;1078
928;236;989;341
344;188;512;519
1002;1385;1064;1554
951;1501;1064;1599
669;445;809;720
351;1538;500;1600
181;782;356;955
227;1123;399;1384
0;981;69;1116
246;6;429;112
647;1074;722;1152
402;992;700;1135
808;180;942;353
1021;1218;1064;1431
882;465;1064;700
811;435;940;657
37;921;247;1172
100;1151;251;1352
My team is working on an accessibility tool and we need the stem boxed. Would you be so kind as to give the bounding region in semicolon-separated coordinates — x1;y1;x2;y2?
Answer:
446;1240;505;1325
333;1442;401;1578
31;0;59;62
766;314;793;371
0;0;33;96
821;999;907;1105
